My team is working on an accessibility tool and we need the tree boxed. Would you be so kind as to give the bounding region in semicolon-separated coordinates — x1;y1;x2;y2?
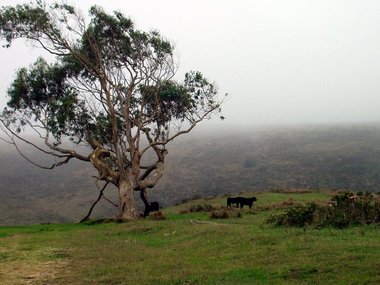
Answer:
0;1;224;220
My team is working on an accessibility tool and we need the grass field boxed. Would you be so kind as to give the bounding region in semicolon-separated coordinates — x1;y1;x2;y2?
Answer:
0;191;379;284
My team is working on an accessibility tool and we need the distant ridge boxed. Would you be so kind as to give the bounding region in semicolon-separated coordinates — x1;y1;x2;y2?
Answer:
1;123;380;225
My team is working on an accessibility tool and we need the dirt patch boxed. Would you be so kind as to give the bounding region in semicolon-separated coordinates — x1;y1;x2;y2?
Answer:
0;259;71;284
0;246;73;285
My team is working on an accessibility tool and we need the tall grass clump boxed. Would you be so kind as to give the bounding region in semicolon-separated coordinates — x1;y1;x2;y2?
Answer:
267;192;380;228
209;209;243;219
179;203;216;214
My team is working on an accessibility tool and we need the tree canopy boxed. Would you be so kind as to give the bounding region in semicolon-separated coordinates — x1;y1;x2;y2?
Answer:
0;1;224;220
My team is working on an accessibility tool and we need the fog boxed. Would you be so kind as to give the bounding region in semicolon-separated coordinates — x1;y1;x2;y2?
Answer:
1;0;380;127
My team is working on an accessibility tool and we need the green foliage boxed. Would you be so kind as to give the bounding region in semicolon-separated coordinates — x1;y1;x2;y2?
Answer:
0;2;51;48
267;203;317;227
0;1;222;149
4;58;80;141
267;192;380;228
320;191;380;228
143;80;193;129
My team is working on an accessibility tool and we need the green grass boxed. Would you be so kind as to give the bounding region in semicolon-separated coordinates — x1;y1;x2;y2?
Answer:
0;191;379;284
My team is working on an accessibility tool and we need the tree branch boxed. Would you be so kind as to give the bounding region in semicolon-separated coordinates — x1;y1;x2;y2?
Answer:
80;181;110;223
137;149;167;190
0;119;78;169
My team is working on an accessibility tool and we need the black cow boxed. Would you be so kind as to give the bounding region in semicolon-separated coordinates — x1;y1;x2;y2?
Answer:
227;197;240;208
239;197;257;209
227;196;257;209
144;201;160;217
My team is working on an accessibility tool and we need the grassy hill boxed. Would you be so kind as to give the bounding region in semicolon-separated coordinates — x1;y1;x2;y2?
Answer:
0;191;379;284
1;123;380;225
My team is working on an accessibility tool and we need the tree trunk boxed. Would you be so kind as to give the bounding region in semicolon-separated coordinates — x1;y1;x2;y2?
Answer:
118;175;139;220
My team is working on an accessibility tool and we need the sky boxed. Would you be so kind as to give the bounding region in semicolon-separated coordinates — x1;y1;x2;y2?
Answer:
0;0;380;126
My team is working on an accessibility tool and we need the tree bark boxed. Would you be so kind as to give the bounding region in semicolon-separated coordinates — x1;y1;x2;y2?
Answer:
118;174;139;220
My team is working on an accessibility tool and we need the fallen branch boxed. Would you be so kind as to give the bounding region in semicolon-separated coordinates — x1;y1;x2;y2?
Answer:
190;219;227;226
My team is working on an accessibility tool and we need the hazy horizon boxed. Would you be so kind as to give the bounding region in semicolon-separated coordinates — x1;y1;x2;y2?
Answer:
1;0;380;127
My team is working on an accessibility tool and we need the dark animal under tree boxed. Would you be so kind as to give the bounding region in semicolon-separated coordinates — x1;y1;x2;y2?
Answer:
140;189;159;217
144;202;160;217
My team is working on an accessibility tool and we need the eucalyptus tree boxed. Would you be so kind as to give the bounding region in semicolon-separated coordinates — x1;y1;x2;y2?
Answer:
0;1;224;220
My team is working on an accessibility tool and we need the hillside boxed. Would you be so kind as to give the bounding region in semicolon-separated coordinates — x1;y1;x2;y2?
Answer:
1;123;380;225
0;191;379;284
161;124;380;199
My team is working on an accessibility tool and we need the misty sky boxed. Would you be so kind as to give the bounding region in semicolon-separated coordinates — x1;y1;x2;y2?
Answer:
0;0;380;126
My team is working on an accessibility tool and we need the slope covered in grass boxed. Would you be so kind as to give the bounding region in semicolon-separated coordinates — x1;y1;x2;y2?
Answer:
2;124;380;225
0;191;379;284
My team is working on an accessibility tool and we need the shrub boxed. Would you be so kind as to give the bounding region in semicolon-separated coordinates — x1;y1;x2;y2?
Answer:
152;211;166;220
266;203;317;227
267;192;380;228
190;204;216;212
209;209;243;219
210;210;229;219
179;203;216;214
324;191;380;227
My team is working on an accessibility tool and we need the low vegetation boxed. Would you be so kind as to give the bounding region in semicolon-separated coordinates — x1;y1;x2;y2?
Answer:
0;191;379;284
267;192;380;228
209;208;243;219
179;203;216;214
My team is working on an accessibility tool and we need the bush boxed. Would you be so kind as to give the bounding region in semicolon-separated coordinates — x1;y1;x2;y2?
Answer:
323;191;380;227
190;204;216;212
209;209;243;219
266;203;317;227
179;203;216;214
152;211;166;220
267;192;380;228
210;210;230;219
